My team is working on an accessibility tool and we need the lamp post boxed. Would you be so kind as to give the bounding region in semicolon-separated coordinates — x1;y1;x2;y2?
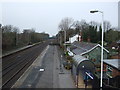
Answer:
90;10;104;89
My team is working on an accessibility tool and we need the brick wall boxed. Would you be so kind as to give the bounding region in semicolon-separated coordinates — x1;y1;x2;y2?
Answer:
104;63;120;78
112;69;120;78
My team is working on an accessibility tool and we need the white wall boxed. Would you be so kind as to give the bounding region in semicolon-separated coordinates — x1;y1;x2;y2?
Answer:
70;34;78;43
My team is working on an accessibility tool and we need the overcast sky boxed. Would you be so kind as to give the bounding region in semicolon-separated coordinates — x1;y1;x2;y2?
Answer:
118;1;120;30
1;1;119;36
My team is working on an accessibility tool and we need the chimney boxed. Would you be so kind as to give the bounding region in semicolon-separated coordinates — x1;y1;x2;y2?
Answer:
77;35;79;41
79;31;82;42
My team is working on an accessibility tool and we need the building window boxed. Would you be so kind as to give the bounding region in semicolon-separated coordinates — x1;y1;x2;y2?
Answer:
107;65;113;71
106;65;113;78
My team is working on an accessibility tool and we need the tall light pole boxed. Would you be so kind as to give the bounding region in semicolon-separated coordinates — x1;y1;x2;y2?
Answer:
90;10;104;88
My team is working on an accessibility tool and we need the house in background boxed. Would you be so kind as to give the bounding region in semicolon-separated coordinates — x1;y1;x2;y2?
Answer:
65;34;81;53
65;33;82;44
103;59;120;88
108;40;120;59
108;41;119;50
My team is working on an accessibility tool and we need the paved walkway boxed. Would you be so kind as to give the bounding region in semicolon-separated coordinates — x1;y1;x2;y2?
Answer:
56;47;76;88
78;72;92;88
12;45;76;88
59;69;75;88
78;72;85;88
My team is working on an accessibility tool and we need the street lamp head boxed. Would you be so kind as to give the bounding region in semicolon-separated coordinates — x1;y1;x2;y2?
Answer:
90;10;98;13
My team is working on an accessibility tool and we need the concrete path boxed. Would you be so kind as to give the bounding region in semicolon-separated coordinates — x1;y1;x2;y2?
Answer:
12;45;76;88
56;46;76;88
59;69;75;88
78;72;92;88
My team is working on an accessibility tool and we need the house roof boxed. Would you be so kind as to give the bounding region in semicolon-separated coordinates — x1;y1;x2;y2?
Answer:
70;41;109;55
69;45;77;51
72;48;86;55
72;55;88;67
73;41;97;50
72;55;95;72
103;59;120;70
117;40;120;44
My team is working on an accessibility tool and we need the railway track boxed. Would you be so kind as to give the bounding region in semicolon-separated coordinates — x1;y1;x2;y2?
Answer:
2;41;50;88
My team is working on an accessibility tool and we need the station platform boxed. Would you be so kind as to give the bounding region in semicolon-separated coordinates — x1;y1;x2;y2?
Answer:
2;42;42;57
12;45;76;88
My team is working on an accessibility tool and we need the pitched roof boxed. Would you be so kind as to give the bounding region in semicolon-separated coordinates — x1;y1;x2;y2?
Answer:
103;59;120;70
117;40;120;44
70;41;109;55
72;48;86;55
72;55;89;67
69;45;77;51
72;55;95;71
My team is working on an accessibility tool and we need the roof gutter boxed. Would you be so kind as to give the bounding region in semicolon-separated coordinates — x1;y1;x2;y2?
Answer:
80;44;109;55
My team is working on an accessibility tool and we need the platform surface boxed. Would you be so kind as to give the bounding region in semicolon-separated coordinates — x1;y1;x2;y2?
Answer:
12;45;76;88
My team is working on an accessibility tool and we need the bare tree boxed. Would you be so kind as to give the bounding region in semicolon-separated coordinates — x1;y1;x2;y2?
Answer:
74;20;81;30
74;19;89;33
2;25;15;49
58;17;74;43
13;27;19;33
89;21;99;27
13;27;20;46
103;21;111;32
2;25;13;33
79;19;89;30
58;17;74;31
